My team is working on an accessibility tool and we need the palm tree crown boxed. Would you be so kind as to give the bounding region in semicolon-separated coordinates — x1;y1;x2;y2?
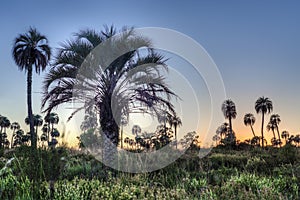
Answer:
41;26;177;164
243;113;256;137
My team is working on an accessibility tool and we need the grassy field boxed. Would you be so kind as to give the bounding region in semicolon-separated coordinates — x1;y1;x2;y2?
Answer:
0;144;299;199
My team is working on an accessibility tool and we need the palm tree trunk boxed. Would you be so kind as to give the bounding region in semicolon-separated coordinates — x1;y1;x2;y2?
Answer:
174;125;177;149
100;108;120;169
0;127;2;148
272;130;276;139
276;126;282;147
27;67;36;149
261;113;265;148
250;125;256;137
11;129;15;148
121;125;123;149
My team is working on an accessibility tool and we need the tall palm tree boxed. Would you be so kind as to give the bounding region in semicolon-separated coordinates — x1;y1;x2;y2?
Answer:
255;96;273;148
243;113;256;137
221;99;237;145
10;122;20;148
41;26;177;164
269;114;281;145
12;27;51;149
169;114;182;149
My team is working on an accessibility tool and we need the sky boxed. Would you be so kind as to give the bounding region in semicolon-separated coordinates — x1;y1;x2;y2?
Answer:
1;0;300;146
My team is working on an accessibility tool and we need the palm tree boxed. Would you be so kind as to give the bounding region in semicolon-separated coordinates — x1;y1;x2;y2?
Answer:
255;96;273;148
294;134;300;147
10;122;20;148
281;130;289;145
12;27;51;149
13;129;24;147
221;99;237;145
120;116;128;148
44;113;59;144
25;114;43;139
216;122;229;140
269;114;282;146
243;113;256;137
0;116;11;148
212;134;220;146
41;26;177;164
132;125;142;137
169;114;182;149
0;116;11;133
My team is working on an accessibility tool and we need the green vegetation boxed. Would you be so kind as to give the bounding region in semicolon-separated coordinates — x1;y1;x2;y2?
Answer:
0;146;299;199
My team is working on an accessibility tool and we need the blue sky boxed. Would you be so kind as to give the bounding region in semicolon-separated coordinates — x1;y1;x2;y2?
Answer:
1;1;300;145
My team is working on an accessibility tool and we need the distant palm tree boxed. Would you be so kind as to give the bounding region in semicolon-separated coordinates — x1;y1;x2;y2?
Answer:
13;129;24;147
255;96;273;148
221;99;237;145
216;122;229;140
132;125;142;137
212;134;220;146
158;110;172;137
12;27;51;149
0;116;11;134
0;116;11;148
169;114;182;149
10;122;20;148
243;113;256;137
25;114;43;139
294;134;300;147
269;114;282;146
44;113;59;144
120;116;128;148
281;130;289;145
251;136;261;146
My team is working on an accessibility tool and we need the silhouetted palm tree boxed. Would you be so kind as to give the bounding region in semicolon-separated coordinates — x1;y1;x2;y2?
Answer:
243;113;256;137
0;116;11;148
44;112;59;144
269;114;282;146
10;122;20;148
212;134;220;146
13;129;24;147
25;114;43;139
281;130;289;145
12;27;51;149
169;114;182;149
216;122;229;140
42;26;177;164
255;96;273;148
221;99;237;134
132;125;142;137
